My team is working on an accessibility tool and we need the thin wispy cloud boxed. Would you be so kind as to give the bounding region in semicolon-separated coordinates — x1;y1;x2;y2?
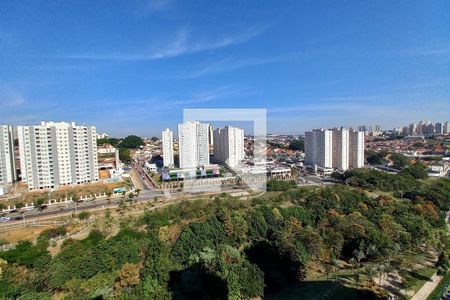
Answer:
0;90;26;108
56;25;268;61
180;53;301;79
145;0;173;12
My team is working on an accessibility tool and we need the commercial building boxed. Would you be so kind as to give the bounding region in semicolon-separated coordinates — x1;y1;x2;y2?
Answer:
213;126;245;168
305;127;364;171
0;125;17;185
177;121;210;169
17;121;99;190
161;128;174;168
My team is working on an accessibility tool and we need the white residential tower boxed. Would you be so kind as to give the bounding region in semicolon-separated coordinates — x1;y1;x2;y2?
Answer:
213;126;245;168
18;121;99;190
0;125;17;185
177;121;210;169
162;128;174;168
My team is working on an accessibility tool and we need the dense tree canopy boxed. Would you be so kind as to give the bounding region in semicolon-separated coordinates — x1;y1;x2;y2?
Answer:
288;139;305;151
1;174;449;299
120;135;144;149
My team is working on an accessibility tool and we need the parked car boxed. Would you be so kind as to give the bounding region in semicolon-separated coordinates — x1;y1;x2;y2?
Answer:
14;215;24;220
0;217;11;222
9;209;18;213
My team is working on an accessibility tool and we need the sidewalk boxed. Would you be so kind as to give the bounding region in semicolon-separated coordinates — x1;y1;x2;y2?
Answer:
411;272;443;300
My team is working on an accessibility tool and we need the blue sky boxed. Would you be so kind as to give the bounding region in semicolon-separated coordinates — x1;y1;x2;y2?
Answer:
1;0;449;137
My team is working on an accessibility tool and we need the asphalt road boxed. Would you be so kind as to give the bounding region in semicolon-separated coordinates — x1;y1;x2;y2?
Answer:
1;185;249;224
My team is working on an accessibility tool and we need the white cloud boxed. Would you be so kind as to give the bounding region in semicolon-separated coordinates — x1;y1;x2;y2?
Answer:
0;90;26;108
56;25;268;61
180;53;300;79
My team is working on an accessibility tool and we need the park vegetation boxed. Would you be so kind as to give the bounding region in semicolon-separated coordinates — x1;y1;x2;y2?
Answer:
0;169;449;299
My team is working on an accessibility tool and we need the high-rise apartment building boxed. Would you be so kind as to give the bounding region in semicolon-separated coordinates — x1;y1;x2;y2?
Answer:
408;123;417;135
444;121;450;134
177;121;210;169
18;121;99;190
305;129;333;168
435;122;443;135
161;128;174;168
213;126;245;168
332;128;349;170
349;130;365;168
0;125;17;185
305;128;364;170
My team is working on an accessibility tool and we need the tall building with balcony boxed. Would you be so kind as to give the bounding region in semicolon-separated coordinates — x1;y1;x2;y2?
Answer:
444;121;450;134
305;129;333;168
332;128;349;170
213;126;245;168
17;121;99;190
349;129;365;168
161;128;174;168
0;125;17;185
177;121;210;169
305;128;364;170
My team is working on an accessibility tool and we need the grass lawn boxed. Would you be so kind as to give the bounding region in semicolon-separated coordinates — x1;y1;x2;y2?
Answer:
427;271;450;300
265;281;381;300
400;266;437;294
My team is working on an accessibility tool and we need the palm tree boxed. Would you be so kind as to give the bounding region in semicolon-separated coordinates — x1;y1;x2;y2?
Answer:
349;257;357;273
353;249;366;267
332;258;340;281
118;200;126;216
364;266;377;287
106;191;112;204
325;263;333;280
354;271;361;290
377;263;386;286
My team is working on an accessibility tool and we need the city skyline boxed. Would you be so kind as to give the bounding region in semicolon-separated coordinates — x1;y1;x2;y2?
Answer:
1;0;450;136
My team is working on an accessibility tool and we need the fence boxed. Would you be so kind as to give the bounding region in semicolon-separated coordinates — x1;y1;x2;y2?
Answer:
0;220;68;233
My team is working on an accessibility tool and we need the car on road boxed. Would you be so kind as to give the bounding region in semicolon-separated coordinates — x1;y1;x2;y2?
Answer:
14;215;24;220
9;209;18;213
39;204;48;211
0;216;11;222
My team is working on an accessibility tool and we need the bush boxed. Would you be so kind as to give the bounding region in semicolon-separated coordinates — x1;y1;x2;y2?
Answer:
78;211;90;220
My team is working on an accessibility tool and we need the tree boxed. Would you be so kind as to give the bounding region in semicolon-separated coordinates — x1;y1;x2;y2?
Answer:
118;200;126;216
106;190;112;204
35;198;45;208
15;202;24;209
364;266;377;287
390;153;411;169
288;139;304;151
120;135;144;149
119;148;132;162
150;136;159;142
114;262;140;295
78;211;90;220
349;257;357;273
366;150;386;165
400;163;428;179
332;258;340;281
353;249;366;266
